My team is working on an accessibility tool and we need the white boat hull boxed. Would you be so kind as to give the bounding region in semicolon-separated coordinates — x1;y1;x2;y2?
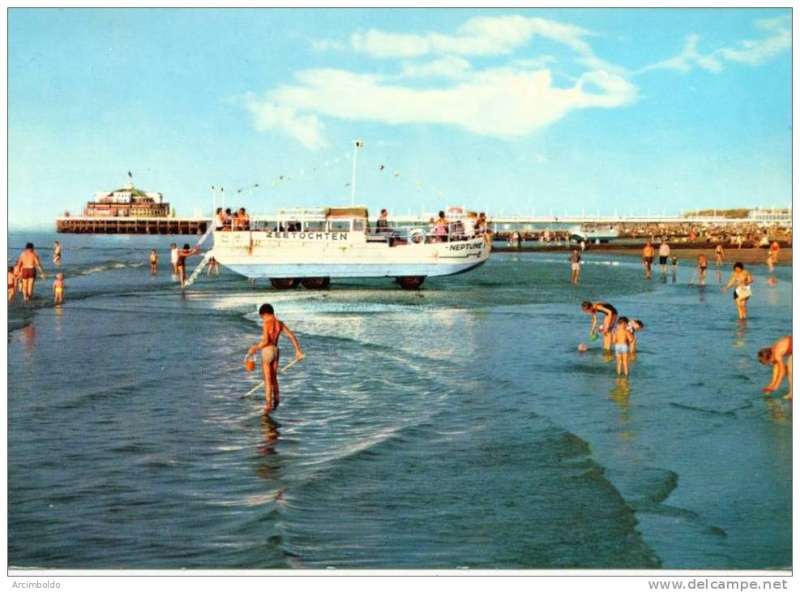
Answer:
211;229;491;282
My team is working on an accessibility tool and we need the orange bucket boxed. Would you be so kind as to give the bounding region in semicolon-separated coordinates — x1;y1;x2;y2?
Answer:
244;355;256;372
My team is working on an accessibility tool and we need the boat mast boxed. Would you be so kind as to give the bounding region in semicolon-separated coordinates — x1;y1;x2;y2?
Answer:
351;140;363;206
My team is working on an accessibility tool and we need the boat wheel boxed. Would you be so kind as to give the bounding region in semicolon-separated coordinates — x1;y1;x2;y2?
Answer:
396;276;425;290
270;278;300;290
301;277;330;290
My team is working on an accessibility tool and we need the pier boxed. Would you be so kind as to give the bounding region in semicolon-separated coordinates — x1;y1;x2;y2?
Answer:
56;216;208;235
54;210;790;238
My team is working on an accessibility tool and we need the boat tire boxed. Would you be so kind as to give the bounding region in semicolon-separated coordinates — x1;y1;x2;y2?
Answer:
301;277;330;290
408;228;426;244
270;278;300;290
396;276;425;290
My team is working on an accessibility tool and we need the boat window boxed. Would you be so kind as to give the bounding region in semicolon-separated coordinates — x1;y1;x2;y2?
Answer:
352;219;365;232
328;220;350;233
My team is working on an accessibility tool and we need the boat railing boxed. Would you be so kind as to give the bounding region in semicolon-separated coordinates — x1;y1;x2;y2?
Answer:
369;223;485;245
217;216;486;245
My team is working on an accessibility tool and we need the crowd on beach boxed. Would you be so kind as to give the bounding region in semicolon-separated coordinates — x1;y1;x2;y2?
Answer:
614;220;792;248
572;235;792;401
497;220;792;249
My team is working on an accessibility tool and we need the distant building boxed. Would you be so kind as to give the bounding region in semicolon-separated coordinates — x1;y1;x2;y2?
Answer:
83;181;170;218
748;208;792;225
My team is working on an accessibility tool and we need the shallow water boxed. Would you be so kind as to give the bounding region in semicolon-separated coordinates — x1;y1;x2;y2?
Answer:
6;232;792;570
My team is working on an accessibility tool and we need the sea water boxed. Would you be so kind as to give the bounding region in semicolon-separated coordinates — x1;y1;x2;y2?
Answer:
6;232;792;571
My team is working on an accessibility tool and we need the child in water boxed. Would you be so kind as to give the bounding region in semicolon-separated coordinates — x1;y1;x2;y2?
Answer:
695;254;708;285
53;273;65;305
8;266;16;302
247;303;304;414
628;319;644;356
612;317;634;377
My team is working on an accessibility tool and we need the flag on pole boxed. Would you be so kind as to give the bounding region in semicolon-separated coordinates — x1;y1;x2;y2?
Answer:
128;171;133;179
355;141;364;148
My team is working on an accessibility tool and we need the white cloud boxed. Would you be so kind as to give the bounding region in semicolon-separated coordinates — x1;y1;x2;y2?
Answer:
639;34;723;74
349;15;594;59
639;15;790;74
311;39;347;52
244;12;788;148
244;15;635;147
715;15;791;65
400;56;471;79
247;66;638;142
243;92;328;150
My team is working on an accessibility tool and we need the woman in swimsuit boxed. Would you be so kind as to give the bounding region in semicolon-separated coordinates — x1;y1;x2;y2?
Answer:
642;242;655;279
722;262;754;320
582;301;618;351
176;243;200;289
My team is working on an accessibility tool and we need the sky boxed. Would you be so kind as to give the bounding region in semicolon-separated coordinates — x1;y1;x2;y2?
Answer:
5;6;793;229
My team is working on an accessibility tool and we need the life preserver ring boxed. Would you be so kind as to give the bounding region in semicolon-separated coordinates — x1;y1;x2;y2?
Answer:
408;228;426;244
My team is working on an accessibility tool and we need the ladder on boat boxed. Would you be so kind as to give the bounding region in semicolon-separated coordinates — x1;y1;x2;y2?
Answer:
184;250;214;288
182;224;217;288
193;222;216;249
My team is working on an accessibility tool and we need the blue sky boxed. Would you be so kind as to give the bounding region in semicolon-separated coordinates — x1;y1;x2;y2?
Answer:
6;7;793;229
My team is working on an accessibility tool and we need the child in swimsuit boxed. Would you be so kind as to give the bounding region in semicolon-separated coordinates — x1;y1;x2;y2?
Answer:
696;254;708;285
8;266;16;303
53;273;65;305
628;319;644;356
247;303;304;414
612;317;633;377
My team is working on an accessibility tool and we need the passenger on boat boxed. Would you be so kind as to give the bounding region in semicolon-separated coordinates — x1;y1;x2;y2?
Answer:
451;219;465;240
376;209;391;233
223;208;233;231
214;208;226;230
463;212;477;237
475;212;487;235
233;208;250;231
433;211;448;241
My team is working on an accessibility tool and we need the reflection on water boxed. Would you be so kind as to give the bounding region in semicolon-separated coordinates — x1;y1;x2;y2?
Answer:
763;398;792;425
609;378;635;442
